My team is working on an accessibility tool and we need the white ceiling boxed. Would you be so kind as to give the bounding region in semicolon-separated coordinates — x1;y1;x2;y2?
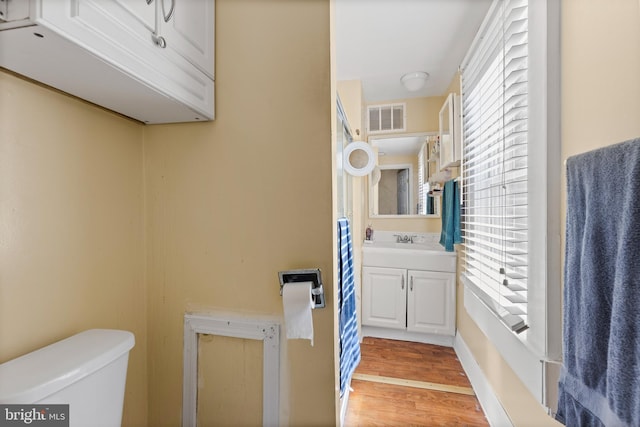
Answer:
335;0;492;103
371;135;425;157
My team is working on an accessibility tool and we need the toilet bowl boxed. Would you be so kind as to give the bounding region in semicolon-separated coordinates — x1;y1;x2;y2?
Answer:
0;329;135;427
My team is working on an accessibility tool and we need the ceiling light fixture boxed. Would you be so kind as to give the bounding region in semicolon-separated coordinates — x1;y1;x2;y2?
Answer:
401;71;429;92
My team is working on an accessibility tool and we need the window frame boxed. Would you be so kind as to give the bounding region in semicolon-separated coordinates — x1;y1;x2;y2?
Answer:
459;0;561;409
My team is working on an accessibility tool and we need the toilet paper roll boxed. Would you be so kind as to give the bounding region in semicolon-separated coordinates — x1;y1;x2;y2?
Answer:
282;281;315;346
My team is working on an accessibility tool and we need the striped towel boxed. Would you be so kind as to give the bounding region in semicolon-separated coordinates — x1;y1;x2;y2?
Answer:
337;218;361;397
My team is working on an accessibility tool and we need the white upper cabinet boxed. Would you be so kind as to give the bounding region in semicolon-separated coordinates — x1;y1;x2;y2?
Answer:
117;0;157;33
439;93;461;169
0;0;215;124
157;0;215;78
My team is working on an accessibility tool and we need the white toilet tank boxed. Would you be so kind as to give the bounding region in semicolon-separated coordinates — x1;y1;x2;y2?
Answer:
0;329;135;427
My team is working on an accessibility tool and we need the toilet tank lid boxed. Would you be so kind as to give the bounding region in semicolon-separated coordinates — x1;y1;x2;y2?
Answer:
0;329;135;404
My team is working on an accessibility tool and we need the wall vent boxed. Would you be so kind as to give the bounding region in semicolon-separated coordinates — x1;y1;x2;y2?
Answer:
367;103;406;133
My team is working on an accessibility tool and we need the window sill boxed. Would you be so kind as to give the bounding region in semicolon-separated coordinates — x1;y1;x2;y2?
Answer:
462;278;544;404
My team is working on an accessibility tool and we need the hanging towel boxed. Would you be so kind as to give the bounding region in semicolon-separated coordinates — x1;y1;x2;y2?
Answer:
557;138;640;427
439;179;462;252
337;218;361;397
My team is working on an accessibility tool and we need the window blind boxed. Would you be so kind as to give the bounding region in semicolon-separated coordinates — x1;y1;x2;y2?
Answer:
461;0;529;333
418;141;426;215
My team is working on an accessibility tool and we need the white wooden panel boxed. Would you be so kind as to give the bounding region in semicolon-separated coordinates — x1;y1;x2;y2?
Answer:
407;270;455;335
0;24;212;123
362;267;406;330
115;0;156;32
183;313;280;427
160;0;214;78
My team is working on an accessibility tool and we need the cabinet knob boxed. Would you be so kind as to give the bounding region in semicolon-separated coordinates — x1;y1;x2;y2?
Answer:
151;33;167;48
410;277;414;291
146;0;153;5
401;276;405;290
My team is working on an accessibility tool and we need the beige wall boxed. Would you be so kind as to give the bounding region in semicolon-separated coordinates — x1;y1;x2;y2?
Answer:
337;80;364;138
374;96;444;135
0;71;147;426
457;0;640;426
336;80;367;349
561;0;640;158
143;1;335;426
196;335;263;426
445;71;461;96
336;81;365;253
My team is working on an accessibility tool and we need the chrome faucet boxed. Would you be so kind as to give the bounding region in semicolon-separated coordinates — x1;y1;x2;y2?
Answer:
394;234;416;243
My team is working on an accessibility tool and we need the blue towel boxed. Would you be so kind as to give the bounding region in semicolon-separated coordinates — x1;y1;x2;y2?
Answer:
557;138;640;427
337;218;361;397
439;179;462;252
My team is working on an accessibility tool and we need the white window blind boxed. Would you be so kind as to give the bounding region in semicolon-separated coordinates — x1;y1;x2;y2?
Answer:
418;141;426;215
461;0;529;333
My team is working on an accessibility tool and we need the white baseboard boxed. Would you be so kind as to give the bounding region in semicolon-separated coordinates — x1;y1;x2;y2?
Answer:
361;326;454;347
454;333;513;427
339;383;351;425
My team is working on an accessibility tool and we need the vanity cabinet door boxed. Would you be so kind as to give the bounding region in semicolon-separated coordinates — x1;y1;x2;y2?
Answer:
407;270;455;335
362;267;407;330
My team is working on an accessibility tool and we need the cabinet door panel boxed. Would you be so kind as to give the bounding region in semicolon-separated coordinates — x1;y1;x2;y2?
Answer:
64;0;155;42
407;270;455;335
116;0;156;32
160;0;214;78
362;267;406;330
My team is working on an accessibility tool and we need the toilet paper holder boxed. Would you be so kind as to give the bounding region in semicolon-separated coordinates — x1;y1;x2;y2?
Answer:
278;268;325;309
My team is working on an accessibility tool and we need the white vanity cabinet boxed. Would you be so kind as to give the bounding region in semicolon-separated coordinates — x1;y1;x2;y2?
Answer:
362;267;456;336
0;0;214;124
361;234;457;345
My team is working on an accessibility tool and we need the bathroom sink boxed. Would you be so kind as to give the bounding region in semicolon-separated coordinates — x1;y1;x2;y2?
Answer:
364;241;444;251
362;238;456;272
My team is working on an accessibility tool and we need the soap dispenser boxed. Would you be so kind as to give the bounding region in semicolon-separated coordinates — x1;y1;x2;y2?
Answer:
365;224;374;241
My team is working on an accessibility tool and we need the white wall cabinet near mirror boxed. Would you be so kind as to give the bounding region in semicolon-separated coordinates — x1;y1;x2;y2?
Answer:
0;0;214;124
439;93;461;169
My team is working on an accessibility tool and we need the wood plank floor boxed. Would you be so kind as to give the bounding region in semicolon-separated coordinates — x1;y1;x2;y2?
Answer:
344;337;489;427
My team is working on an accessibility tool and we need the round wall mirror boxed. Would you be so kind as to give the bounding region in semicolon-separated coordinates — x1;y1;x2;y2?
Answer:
344;141;375;176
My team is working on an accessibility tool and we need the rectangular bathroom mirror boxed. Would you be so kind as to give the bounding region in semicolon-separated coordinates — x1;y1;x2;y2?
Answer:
369;134;440;218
